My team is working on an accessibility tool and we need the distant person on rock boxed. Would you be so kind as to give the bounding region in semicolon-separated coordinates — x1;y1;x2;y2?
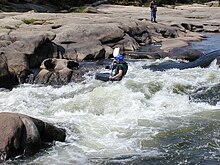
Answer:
109;48;128;81
150;0;157;23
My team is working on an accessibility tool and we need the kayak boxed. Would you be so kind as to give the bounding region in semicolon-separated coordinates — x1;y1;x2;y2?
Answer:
95;72;122;82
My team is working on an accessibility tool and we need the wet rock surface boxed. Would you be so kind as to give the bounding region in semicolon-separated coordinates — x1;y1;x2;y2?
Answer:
142;50;220;71
0;112;66;162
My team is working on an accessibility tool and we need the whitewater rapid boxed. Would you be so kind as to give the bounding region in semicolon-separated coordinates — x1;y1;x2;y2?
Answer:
1;57;220;164
1;33;220;164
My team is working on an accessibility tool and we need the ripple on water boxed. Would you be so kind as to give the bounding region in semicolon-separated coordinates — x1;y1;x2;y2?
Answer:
2;33;220;164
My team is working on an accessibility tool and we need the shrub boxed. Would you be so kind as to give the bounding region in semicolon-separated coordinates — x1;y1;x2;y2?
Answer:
22;18;36;24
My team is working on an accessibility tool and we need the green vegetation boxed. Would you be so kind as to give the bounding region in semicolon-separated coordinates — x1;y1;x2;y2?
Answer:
0;25;14;29
69;6;87;13
22;18;37;24
22;18;46;25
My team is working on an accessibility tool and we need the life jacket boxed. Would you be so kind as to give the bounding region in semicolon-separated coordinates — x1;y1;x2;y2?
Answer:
150;1;157;11
112;62;128;77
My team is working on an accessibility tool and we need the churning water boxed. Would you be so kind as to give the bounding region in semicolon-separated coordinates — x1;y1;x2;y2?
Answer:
1;33;220;164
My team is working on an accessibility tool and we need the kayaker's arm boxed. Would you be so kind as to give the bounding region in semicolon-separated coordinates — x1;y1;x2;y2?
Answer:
110;69;123;79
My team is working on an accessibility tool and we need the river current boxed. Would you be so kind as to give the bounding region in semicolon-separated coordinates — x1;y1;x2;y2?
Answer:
1;33;220;164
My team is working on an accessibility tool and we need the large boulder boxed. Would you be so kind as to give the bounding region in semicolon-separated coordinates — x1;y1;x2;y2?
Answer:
0;30;57;84
53;23;124;61
0;112;66;162
167;48;204;62
33;58;81;85
116;33;140;51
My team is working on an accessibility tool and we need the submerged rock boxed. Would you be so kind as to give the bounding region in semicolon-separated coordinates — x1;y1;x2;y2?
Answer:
190;83;220;105
142;50;220;71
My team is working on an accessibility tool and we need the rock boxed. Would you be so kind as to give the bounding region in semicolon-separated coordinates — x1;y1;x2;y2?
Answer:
170;23;187;32
116;33;140;51
53;23;124;61
190;83;220;105
125;51;164;59
0;31;57;83
0;112;66;162
8;30;56;54
142;50;220;71
34;68;52;84
34;58;80;85
160;39;189;52
84;7;107;14
30;41;62;68
203;25;219;33
103;45;114;59
0;113;24;162
0;52;19;89
156;26;179;38
181;23;193;31
167;48;203;62
72;42;106;61
20;117;41;155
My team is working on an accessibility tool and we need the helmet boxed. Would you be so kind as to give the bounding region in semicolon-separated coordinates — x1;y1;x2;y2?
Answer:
115;54;124;62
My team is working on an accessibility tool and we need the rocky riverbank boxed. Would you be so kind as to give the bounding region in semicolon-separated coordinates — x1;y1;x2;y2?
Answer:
0;3;220;88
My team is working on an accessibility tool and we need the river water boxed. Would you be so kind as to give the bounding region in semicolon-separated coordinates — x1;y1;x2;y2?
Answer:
1;33;220;164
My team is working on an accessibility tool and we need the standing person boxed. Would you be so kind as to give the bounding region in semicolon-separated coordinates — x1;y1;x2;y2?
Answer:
109;54;128;81
150;0;157;23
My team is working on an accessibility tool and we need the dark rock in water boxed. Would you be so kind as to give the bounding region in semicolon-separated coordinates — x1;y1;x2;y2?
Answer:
33;58;80;85
142;50;220;71
0;112;66;162
0;53;19;89
125;51;164;59
32;58;113;85
167;48;203;62
190;83;220;105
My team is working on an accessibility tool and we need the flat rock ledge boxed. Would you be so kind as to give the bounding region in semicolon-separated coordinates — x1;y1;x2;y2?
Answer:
0;112;66;162
0;4;219;88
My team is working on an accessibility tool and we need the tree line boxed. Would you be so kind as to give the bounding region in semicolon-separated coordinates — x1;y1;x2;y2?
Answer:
0;0;219;8
109;0;219;6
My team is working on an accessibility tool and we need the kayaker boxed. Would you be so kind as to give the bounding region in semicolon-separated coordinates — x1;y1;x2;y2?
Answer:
109;54;128;81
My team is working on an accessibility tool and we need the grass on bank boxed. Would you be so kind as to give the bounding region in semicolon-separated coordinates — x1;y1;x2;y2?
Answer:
22;18;36;24
21;18;47;25
69;6;86;13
